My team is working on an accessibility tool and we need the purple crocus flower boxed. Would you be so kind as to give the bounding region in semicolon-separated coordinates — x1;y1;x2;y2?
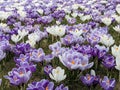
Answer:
13;43;32;55
60;34;75;45
100;76;116;90
15;54;29;64
16;62;36;72
59;49;94;70
30;48;45;62
93;45;109;59
4;67;32;85
55;84;69;90
80;74;95;86
49;41;62;57
44;65;53;75
27;79;54;90
102;55;116;69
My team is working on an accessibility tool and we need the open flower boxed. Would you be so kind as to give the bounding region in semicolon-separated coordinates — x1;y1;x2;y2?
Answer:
49;66;66;82
111;45;120;57
100;34;114;47
59;49;93;70
80;74;95;86
27;79;54;90
100;76;116;90
101;17;112;26
46;25;66;37
115;56;120;71
18;29;29;38
11;34;22;43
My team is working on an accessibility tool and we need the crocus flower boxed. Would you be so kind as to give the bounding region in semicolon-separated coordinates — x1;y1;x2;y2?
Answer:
46;25;66;37
30;48;45;62
102;55;116;69
100;76;116;90
49;66;66;82
101;17;112;26
111;45;120;57
11;34;22;43
18;29;29;38
100;34;114;47
93;45;109;59
4;67;32;85
80;74;95;86
44;65;53;75
59;49;93;70
15;54;29;64
55;84;69;90
49;41;62;57
27;79;54;90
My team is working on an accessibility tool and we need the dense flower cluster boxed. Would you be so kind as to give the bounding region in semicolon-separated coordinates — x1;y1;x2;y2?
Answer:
0;0;120;90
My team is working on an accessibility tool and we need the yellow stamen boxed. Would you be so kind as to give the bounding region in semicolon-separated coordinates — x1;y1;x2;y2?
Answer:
71;60;75;64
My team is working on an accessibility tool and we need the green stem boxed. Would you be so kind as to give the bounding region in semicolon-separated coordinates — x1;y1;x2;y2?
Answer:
119;71;120;82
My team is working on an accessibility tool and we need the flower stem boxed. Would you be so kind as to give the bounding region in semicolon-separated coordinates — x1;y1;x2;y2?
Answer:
119;71;120;82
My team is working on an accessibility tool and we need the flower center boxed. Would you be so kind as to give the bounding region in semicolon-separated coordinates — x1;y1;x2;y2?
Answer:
87;75;91;80
46;86;48;90
71;60;75;64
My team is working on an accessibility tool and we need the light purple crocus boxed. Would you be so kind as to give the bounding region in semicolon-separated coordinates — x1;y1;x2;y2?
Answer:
30;48;45;62
27;79;54;90
49;41;62;57
59;49;94;70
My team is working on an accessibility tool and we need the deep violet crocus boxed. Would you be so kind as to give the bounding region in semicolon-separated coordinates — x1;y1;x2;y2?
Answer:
27;79;54;90
80;74;95;86
100;76;116;90
44;65;53;75
102;55;116;69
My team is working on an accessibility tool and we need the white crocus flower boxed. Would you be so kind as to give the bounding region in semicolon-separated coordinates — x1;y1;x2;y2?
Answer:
71;12;78;18
80;15;91;21
111;45;120;57
18;29;29;38
100;34;114;47
116;4;120;14
113;25;120;33
28;33;40;42
46;25;66;37
11;34;22;43
101;17;112;26
49;66;66;82
69;29;83;37
112;15;120;23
